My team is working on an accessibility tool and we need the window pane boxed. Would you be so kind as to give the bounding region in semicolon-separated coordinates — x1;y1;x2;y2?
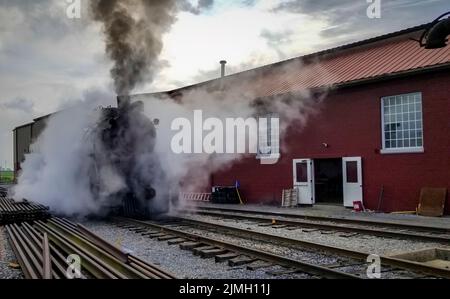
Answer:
296;162;308;183
415;103;421;111
346;161;358;183
382;93;423;150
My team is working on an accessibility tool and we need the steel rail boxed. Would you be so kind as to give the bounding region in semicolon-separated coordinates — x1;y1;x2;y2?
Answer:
5;225;38;279
36;220;143;279
115;217;361;279
182;208;450;244
36;219;177;279
175;215;450;279
189;206;450;233
21;222;71;279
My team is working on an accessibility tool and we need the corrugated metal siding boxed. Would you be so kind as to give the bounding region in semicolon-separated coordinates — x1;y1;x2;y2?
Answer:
220;35;450;99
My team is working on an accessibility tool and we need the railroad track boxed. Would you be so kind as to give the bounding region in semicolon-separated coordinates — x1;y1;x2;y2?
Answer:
180;206;450;244
114;216;450;279
5;217;176;279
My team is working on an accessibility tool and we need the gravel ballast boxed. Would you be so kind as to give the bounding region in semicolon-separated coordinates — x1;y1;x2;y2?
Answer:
83;221;308;279
0;226;23;279
180;214;450;256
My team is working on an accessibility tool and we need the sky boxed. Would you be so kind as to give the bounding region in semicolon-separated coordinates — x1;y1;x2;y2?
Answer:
0;0;448;169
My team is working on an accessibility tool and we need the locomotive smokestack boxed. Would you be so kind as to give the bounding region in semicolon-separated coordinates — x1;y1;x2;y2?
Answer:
220;60;227;78
117;95;131;109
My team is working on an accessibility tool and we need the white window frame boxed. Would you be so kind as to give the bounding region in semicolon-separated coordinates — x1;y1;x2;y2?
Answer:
256;113;280;161
380;92;424;155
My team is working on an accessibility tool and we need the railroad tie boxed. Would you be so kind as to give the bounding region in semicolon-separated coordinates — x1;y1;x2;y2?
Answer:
301;228;319;233
158;235;178;241
199;248;228;258
266;268;298;276
228;256;258;267
320;230;336;235
247;261;274;271
140;230;158;236
192;245;216;256
215;252;240;263
258;223;274;227
147;233;167;239
179;242;203;250
338;232;359;238
130;228;147;233
271;225;289;229
167;238;187;245
286;227;301;231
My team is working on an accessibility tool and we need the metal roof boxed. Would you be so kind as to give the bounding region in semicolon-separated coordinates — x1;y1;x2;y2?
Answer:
161;24;450;99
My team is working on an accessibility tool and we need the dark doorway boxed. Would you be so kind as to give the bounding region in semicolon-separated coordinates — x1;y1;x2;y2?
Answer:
314;159;343;204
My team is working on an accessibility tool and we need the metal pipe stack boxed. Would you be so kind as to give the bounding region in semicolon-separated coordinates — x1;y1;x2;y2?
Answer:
0;197;50;225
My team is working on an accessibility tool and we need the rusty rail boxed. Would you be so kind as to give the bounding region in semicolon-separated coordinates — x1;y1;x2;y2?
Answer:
5;218;176;279
0;197;49;225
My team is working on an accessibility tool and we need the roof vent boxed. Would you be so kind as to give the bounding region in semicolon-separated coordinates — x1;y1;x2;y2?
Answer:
220;60;227;78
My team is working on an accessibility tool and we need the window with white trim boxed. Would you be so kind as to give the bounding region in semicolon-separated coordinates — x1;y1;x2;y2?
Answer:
257;114;280;159
381;92;423;153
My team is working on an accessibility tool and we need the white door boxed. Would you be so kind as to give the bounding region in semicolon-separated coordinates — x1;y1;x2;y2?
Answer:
342;157;363;207
293;159;315;205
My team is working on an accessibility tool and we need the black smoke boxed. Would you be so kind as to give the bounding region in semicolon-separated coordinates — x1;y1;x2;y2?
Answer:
90;0;178;95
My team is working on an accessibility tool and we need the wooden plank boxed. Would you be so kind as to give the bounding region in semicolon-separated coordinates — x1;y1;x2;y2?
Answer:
418;188;447;217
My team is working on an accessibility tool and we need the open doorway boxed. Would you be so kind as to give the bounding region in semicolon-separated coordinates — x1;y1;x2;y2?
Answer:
314;158;343;204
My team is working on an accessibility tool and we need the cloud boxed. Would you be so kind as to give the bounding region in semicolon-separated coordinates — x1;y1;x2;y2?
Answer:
1;98;35;114
272;0;449;45
179;0;215;15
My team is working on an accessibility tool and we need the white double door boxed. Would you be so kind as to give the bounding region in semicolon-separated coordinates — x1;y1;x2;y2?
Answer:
293;157;363;207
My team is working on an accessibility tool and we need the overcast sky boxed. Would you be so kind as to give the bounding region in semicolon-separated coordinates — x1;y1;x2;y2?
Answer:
0;0;448;168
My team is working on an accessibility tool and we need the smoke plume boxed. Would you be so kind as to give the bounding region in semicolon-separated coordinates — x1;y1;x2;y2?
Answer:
13;1;331;217
91;0;178;95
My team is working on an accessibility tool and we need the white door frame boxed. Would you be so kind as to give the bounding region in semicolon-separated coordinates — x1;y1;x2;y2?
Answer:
342;157;363;207
293;159;315;205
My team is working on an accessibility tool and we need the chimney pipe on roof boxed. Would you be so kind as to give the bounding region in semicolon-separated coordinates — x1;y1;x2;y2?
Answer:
220;60;227;78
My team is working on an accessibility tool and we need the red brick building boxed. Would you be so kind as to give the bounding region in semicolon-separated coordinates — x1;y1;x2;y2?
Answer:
164;24;450;213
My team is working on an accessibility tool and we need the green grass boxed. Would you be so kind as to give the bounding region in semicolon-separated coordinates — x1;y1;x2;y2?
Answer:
0;171;14;183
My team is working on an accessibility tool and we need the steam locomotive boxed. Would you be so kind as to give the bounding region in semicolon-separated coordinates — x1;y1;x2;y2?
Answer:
88;96;170;219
